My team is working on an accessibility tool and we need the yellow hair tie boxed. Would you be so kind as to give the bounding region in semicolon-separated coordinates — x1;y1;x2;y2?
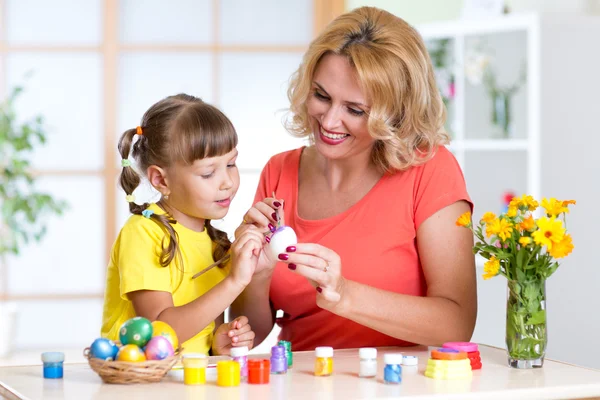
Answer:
136;126;143;135
126;194;135;203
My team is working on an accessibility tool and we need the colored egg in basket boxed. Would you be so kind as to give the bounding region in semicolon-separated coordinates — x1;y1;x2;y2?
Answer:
144;336;175;361
119;317;153;347
89;338;119;361
151;320;179;350
116;344;147;362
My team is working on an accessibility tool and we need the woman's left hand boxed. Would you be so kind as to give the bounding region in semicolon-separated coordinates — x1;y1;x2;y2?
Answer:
277;243;346;312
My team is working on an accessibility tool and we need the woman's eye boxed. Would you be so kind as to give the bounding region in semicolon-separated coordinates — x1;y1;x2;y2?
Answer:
314;91;329;101
227;163;237;168
348;107;364;116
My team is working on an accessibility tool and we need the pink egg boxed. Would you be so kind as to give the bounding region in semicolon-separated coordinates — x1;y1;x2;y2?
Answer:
144;336;174;360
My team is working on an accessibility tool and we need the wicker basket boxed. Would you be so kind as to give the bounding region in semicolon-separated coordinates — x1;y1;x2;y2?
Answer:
84;347;182;384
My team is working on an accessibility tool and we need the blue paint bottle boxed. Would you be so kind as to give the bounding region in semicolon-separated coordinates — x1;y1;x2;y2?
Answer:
383;353;402;384
42;352;65;379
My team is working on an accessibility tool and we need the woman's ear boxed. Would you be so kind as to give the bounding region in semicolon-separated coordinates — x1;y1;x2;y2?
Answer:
147;165;170;196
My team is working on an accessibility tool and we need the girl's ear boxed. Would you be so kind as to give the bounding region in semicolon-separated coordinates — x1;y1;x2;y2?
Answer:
147;165;170;196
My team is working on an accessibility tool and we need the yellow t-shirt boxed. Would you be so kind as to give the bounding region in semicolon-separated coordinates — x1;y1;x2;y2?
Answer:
101;203;229;354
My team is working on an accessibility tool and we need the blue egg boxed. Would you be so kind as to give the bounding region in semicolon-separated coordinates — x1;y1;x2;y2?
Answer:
90;338;119;361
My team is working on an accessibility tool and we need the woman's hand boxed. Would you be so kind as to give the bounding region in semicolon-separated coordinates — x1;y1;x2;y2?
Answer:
277;243;347;312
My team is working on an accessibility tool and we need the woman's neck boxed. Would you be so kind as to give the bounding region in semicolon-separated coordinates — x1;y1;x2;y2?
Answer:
309;146;381;193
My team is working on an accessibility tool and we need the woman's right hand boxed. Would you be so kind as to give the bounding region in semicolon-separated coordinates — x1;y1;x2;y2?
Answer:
236;197;284;277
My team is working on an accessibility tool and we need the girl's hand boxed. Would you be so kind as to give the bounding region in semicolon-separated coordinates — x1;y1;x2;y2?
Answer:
276;243;347;312
236;197;284;277
211;316;255;355
230;227;264;288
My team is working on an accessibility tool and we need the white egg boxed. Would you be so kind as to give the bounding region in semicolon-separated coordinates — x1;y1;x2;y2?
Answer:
269;226;298;259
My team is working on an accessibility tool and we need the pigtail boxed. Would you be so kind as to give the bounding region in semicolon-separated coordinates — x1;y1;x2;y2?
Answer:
205;220;232;266
118;127;181;269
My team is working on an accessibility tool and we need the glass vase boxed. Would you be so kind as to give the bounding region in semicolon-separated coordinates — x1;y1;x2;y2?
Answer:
506;279;547;368
491;91;513;139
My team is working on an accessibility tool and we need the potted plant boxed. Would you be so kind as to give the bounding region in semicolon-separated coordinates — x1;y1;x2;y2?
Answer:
0;85;67;357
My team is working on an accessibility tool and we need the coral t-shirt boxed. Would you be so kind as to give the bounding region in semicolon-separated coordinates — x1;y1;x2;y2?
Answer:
253;146;472;350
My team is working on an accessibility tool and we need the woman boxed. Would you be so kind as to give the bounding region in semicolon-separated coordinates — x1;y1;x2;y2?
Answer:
231;7;476;350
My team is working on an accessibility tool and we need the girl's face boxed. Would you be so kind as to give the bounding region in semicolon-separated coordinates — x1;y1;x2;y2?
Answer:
165;148;240;227
306;53;374;161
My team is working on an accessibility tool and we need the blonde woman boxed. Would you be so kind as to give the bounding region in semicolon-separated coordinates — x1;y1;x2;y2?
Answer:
232;7;476;350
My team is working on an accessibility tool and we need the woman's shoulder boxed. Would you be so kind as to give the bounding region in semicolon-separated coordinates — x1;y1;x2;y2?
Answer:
261;147;304;176
398;145;462;179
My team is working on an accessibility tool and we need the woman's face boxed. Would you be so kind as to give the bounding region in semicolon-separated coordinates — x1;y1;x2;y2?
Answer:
306;53;374;161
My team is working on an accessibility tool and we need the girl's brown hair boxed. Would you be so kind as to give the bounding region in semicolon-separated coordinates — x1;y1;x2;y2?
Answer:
118;93;237;269
287;6;449;172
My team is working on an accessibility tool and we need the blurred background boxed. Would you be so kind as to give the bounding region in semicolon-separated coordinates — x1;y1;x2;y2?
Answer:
0;0;599;369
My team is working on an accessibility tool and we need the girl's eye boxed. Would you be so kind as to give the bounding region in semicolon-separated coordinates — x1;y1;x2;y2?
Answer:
347;107;364;116
201;172;214;179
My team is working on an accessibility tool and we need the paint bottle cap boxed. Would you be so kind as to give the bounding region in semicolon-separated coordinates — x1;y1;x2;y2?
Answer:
230;346;249;357
315;346;333;358
442;342;478;353
402;355;418;366
384;353;403;365
41;352;65;363
359;348;377;359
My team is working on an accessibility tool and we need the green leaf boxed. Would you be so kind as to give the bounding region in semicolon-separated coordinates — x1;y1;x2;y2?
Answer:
526;310;546;325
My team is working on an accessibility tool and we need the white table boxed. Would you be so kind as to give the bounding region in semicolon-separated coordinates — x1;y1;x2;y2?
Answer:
1;345;600;400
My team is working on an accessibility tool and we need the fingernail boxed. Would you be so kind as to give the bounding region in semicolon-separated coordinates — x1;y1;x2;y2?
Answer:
316;287;323;293
286;246;296;252
271;212;277;220
273;201;281;208
265;236;271;243
278;253;289;261
268;223;276;232
288;263;296;270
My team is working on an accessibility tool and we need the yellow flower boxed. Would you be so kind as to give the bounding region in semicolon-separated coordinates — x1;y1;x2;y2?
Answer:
486;218;513;242
483;257;500;280
511;194;539;211
518;215;535;232
532;217;565;250
456;211;472;227
548;234;574;259
541;197;569;217
506;206;518;218
519;236;532;246
481;212;496;224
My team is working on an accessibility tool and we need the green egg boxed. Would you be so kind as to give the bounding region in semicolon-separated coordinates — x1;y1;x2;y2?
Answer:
119;317;153;347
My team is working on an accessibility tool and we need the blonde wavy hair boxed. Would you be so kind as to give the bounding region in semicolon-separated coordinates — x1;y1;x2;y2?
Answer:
286;6;449;172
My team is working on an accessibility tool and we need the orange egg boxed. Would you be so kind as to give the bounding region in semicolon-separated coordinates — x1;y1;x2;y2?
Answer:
151;321;179;350
116;344;146;362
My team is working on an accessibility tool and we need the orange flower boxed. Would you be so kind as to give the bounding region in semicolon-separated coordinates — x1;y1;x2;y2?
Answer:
518;215;535;232
548;234;574;259
456;211;472;227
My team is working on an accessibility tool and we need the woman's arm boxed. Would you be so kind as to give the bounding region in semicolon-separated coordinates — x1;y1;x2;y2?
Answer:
283;201;477;346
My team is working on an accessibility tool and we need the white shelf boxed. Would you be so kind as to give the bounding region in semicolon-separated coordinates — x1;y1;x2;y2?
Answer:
450;139;529;152
418;13;537;39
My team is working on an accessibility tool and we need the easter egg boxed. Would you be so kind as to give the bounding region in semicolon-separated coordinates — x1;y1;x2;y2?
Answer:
119;317;153;347
89;338;119;361
151;321;179;350
144;336;175;361
269;226;297;259
116;344;146;362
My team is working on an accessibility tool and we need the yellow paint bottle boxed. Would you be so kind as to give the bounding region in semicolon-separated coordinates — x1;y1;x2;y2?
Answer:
217;360;241;387
182;353;208;385
314;346;334;377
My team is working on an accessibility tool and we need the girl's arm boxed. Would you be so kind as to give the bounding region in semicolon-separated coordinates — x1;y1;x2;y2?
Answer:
278;201;477;345
129;227;264;344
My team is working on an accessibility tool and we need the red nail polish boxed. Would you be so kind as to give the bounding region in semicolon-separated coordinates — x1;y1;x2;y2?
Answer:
272;212;277;220
316;287;322;293
278;253;289;261
286;246;296;252
265;236;271;243
288;263;296;270
273;201;281;208
268;223;276;232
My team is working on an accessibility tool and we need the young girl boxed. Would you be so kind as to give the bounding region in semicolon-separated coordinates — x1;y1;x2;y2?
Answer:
101;93;263;355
